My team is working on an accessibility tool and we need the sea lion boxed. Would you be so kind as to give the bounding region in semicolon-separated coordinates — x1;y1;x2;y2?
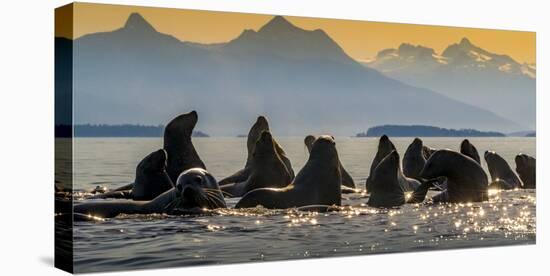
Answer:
366;135;396;192
460;139;481;164
419;150;488;203
132;149;174;200
168;168;226;212
164;111;206;183
88;149;173;200
220;131;292;197
73;168;225;219
402;138;426;179
515;154;536;188
236;135;341;209
368;150;430;208
305;135;356;189
219;116;294;185
484;151;523;189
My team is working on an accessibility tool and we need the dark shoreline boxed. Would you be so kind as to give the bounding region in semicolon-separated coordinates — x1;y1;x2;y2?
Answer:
357;125;509;138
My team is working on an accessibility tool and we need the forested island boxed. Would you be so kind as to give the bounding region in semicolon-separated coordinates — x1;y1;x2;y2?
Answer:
357;125;506;137
55;124;209;137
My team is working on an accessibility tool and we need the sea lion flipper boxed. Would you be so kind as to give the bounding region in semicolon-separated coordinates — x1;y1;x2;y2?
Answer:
219;168;250;185
407;178;437;204
340;164;356;188
489;179;514;190
113;182;134;191
431;191;450;203
220;181;249;198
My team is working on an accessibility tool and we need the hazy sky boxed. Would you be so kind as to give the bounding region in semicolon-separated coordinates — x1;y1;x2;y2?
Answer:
57;2;536;64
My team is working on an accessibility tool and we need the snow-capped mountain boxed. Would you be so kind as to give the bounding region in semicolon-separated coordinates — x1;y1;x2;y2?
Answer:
365;38;535;128
59;14;524;135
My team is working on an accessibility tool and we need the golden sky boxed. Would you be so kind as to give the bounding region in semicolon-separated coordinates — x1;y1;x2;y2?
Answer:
57;2;536;64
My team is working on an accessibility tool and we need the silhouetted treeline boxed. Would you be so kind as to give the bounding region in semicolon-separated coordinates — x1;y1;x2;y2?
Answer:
55;124;209;137
357;125;505;137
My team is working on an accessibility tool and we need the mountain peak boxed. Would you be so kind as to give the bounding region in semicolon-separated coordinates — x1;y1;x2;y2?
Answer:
397;43;435;58
459;37;472;46
124;13;156;32
258;16;300;34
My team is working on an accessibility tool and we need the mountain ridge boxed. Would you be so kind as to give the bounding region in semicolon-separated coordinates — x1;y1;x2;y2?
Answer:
365;38;535;128
63;13;525;135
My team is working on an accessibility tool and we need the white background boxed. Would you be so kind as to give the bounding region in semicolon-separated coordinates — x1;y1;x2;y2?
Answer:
0;0;547;275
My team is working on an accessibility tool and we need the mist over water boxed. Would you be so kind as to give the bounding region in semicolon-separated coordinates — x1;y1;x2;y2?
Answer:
71;137;536;273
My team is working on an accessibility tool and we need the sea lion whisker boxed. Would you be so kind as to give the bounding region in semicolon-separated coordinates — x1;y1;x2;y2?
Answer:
200;194;219;209
163;197;184;212
205;195;224;209
203;192;226;207
192;189;220;209
202;188;223;193
203;191;224;200
203;187;233;197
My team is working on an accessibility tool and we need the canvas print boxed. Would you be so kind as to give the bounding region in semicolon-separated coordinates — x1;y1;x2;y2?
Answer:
55;2;536;273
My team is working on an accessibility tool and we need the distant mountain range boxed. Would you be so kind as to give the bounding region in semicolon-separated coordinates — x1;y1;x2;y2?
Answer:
364;38;535;129
357;125;506;137
56;13;530;136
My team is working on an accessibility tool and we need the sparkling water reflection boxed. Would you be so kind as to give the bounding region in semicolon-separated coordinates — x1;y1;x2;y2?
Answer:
70;137;535;273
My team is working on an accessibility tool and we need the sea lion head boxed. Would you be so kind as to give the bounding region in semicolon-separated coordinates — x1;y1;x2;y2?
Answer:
254;115;269;129
369;150;407;207
409;137;423;152
515;154;528;167
460;139;480;163
515;153;536;188
378;135;395;153
460;139;472;151
164;110;198;142
133;149;173;200
247;116;270;154
372;150;400;181
310;135;338;166
174;168;226;210
484;150;506;168
253;131;277;158
249;116;269;137
515;153;535;170
304;135;316;153
484;150;522;189
137;149;167;174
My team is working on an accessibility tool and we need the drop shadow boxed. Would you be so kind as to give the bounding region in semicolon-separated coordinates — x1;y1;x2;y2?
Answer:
39;255;54;267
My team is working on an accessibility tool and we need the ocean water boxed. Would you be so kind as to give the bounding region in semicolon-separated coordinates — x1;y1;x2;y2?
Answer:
68;137;536;273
